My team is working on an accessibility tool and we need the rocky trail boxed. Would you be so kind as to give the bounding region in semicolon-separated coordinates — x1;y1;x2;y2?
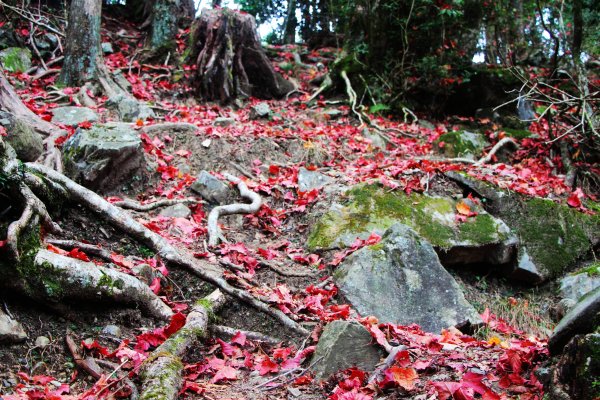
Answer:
0;15;599;400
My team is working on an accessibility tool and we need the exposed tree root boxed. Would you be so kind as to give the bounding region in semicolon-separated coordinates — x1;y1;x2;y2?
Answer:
207;173;262;247
307;73;333;102
141;122;200;135
33;249;173;321
139;290;226;400
113;198;199;212
46;239;114;262
477;137;518;165
25;163;309;336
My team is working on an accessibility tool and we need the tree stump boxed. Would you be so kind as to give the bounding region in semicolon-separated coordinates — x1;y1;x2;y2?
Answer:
190;8;294;103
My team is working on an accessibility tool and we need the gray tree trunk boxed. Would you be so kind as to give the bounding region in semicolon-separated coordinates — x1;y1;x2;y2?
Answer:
58;0;103;86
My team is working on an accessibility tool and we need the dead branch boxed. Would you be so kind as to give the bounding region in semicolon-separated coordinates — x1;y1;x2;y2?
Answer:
476;137;518;165
139;290;226;400
210;325;281;345
366;345;407;384
26;164;309;336
207;173;262;247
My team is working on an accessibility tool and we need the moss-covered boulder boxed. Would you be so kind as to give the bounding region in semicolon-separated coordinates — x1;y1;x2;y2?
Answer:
335;223;482;332
560;262;600;302
0;47;32;73
308;184;517;267
434;130;488;160
0;111;43;162
446;171;600;282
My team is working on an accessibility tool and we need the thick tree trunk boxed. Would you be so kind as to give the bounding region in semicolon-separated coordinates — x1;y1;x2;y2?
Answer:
190;8;294;103
58;0;103;86
283;0;297;44
147;0;181;58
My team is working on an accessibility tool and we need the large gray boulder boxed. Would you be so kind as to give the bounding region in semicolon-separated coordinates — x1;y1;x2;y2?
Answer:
560;264;600;302
62;122;145;192
310;320;382;380
434;130;489;160
335;223;482;333
549;287;600;355
51;106;99;127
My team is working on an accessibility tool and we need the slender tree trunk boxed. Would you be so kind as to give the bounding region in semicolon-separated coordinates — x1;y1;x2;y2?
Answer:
283;0;297;44
58;0;103;86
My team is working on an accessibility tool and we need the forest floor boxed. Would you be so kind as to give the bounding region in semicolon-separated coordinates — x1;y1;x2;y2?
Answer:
0;20;587;400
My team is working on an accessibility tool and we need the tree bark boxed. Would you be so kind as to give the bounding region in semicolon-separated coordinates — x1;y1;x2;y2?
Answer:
58;0;103;86
147;0;181;58
283;0;297;44
189;8;294;103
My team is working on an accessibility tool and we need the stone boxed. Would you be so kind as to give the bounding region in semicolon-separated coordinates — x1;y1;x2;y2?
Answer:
362;128;386;149
308;184;517;268
132;263;156;285
509;248;544;284
446;172;600;282
101;42;114;54
249;102;271;119
62;122;146;192
560;263;600;301
0;111;43;162
101;325;122;337
159;203;192;218
51;106;99;127
434;130;489;160
549;287;600;355
190;171;233;204
35;336;51;348
297;167;332;192
214;117;235;127
545;334;600;400
116;97;155;122
310;320;383;380
0;47;32;73
0;310;27;343
335;223;482;333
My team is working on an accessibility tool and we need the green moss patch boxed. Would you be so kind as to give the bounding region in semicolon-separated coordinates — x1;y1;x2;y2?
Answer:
434;130;488;159
307;184;509;250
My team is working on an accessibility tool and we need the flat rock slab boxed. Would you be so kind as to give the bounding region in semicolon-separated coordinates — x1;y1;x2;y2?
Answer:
51;106;99;126
310;320;382;380
190;171;233;204
62;122;145;192
335;223;482;333
308;184;517;268
560;264;600;302
0;309;27;343
297;167;332;192
549;287;600;355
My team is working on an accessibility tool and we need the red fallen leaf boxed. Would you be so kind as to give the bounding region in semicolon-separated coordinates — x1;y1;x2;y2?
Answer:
110;253;135;269
78;120;92;129
211;365;238;383
293;375;312;385
273;346;293;360
231;331;246;346
567;191;582;208
216;338;236;356
149;277;161;294
81;340;110;356
257;247;279;260
366;324;388;349
258;356;279;375
47;243;68;255
67;248;90;262
164;313;186;337
456;200;475;216
394;350;411;367
382;366;418;390
269;165;280;175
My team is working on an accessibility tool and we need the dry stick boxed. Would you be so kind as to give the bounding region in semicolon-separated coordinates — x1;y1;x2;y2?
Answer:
46;239;114;262
366;345;408;384
207;173;262;247
210;325;281;345
26;56;64;75
25;164;309;336
139;290;226;400
475;137;518;166
0;1;64;37
113;198;199;212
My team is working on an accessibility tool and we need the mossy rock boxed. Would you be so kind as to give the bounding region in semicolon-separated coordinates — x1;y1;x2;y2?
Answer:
434;130;488;159
308;184;517;266
0;47;32;73
446;171;600;281
501;127;534;139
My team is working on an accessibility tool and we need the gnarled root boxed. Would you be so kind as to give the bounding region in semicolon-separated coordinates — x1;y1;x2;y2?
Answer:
26;163;309;336
33;249;173;321
207;173;262;247
139;290;226;400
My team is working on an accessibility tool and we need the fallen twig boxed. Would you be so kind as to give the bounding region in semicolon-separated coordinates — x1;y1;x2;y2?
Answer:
114;198;199;212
